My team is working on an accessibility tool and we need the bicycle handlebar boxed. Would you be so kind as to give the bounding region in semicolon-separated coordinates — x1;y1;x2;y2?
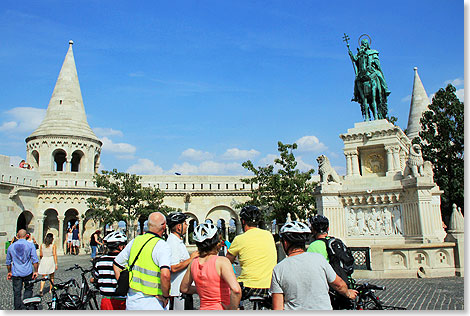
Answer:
360;282;385;291
65;264;93;274
28;277;50;285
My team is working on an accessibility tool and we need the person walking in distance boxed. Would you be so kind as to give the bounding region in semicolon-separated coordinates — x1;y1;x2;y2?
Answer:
5;229;39;309
38;233;58;296
166;212;199;310
226;205;277;307
90;230;103;259
92;231;128;310
113;212;171;310
271;221;357;310
180;223;241;310
71;224;80;255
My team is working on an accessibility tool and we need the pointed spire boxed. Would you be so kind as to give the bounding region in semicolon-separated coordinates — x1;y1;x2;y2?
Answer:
406;67;430;140
27;41;99;142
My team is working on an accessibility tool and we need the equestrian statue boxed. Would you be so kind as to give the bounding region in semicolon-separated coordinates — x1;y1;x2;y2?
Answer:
343;33;390;121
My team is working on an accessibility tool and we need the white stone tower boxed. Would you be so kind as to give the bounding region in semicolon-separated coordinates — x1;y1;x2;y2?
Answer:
406;67;430;141
25;41;102;173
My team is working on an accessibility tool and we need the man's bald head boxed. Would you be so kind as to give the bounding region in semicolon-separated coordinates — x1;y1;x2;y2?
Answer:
147;212;166;234
17;229;27;239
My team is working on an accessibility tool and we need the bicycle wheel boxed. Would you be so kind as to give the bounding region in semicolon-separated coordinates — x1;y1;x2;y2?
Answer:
362;297;384;310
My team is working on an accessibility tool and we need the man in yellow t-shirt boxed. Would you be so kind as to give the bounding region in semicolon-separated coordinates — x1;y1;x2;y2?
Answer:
226;206;277;305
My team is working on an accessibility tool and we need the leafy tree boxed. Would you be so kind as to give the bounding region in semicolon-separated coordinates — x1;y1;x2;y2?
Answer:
239;141;317;225
86;169;168;238
418;84;464;220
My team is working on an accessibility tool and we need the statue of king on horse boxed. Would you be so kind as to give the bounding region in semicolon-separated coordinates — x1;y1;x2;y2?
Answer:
343;34;391;121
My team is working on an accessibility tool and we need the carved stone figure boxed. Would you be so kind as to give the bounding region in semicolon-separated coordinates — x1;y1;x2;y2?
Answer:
317;155;341;183
382;207;393;235
403;144;425;178
356;208;367;234
391;206;403;234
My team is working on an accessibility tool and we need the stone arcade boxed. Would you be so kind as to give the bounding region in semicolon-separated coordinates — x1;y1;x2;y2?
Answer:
0;42;463;278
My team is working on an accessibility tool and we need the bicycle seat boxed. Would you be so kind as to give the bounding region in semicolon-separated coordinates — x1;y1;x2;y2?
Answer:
23;296;42;304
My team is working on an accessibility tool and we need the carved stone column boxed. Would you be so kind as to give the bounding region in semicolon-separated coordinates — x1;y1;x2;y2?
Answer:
36;216;44;245
345;152;353;177
58;215;64;254
351;151;360;176
66;157;71;172
385;146;394;173
392;147;400;171
79;218;84;248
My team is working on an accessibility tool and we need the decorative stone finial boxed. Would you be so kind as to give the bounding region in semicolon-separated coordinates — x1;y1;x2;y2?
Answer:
414;67;418;71
69;40;74;45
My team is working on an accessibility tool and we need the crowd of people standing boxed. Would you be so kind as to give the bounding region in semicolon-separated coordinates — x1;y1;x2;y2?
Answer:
5;206;356;310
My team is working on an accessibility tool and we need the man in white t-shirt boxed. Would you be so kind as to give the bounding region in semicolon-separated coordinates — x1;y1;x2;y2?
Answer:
113;212;171;310
166;212;199;310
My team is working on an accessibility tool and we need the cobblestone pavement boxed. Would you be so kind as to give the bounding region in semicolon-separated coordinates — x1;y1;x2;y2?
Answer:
0;254;464;310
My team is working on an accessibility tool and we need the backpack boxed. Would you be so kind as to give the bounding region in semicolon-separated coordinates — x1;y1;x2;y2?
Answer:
320;237;355;286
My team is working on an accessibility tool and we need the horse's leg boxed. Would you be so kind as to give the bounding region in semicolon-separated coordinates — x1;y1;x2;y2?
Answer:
359;85;369;121
370;81;378;120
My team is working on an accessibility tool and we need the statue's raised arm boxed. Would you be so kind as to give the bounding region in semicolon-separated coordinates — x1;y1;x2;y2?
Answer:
343;34;391;121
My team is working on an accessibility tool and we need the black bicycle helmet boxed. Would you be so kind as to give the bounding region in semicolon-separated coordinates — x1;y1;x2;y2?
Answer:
279;221;311;243
309;214;329;234
166;212;188;229
239;205;261;224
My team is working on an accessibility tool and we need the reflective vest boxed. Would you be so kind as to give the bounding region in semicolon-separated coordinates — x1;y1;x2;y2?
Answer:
128;233;162;296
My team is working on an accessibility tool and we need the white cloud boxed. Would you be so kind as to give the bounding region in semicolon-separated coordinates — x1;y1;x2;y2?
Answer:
93;127;123;137
295;135;327;152
221;148;260;160
0;107;46;133
445;78;464;87
169;161;247;175
296;156;314;172
456;88;464;102
258;154;278;166
101;137;136;155
401;95;412;103
126;159;164;175
180;148;214;161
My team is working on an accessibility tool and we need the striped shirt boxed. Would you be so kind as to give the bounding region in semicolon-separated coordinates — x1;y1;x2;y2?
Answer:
93;254;125;297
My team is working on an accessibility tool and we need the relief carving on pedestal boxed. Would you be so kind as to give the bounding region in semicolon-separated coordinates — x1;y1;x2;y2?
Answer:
364;153;385;174
346;205;403;236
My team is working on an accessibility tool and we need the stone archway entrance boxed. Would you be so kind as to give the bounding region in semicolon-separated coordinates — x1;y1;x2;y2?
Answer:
43;209;59;247
16;211;34;234
205;206;238;242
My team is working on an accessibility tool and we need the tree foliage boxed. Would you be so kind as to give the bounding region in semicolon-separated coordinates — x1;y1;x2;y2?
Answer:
418;84;464;219
86;169;168;236
239;141;317;224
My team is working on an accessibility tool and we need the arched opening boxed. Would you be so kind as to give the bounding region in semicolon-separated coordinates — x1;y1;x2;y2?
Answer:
71;150;84;172
43;209;59;245
31;150;39;169
52;149;67;171
16;211;34;234
217;219;226;240
137;215;148;235
229;218;238;242
64;209;79;248
188;218;199;245
94;155;100;173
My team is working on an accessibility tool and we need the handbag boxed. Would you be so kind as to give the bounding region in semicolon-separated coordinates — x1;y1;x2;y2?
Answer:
114;236;157;296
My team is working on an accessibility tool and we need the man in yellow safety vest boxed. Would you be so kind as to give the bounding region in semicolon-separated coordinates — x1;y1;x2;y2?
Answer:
113;212;172;310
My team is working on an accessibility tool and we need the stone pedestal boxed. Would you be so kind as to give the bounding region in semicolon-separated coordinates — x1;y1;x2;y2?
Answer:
314;120;454;278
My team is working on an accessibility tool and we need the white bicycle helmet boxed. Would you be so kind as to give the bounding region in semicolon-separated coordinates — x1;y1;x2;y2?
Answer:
103;231;127;248
192;223;218;243
279;221;311;243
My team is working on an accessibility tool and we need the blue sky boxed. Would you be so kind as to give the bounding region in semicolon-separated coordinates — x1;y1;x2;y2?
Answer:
0;0;465;176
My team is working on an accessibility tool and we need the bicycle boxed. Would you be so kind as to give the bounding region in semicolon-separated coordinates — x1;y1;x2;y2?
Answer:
248;294;271;310
65;264;100;310
23;277;78;310
351;282;406;310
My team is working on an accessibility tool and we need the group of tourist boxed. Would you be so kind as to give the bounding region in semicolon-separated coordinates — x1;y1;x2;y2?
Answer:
65;225;81;255
5;206;357;310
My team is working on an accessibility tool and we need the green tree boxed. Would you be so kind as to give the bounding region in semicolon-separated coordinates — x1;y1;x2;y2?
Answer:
239;141;317;225
86;169;168;237
418;84;464;220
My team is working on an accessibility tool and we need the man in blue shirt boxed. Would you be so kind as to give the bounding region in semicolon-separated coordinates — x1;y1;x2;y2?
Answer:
71;224;80;255
6;229;39;309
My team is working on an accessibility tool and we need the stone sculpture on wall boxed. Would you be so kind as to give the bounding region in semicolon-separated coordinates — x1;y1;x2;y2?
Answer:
346;205;403;237
317;155;341;183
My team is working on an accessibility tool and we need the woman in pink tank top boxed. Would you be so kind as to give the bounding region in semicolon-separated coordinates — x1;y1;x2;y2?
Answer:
180;223;241;310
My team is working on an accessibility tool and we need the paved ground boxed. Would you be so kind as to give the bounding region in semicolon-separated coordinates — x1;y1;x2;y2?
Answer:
0;254;464;310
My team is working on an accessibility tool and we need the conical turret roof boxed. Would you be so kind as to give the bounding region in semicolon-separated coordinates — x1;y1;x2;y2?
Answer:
406;67;430;140
27;41;99;142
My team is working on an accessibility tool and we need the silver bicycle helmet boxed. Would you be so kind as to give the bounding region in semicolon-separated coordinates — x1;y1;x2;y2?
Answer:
279;221;311;243
103;231;127;249
192;223;218;243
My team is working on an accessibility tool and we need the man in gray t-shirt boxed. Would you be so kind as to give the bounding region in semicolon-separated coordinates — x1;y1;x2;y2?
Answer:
270;221;357;310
